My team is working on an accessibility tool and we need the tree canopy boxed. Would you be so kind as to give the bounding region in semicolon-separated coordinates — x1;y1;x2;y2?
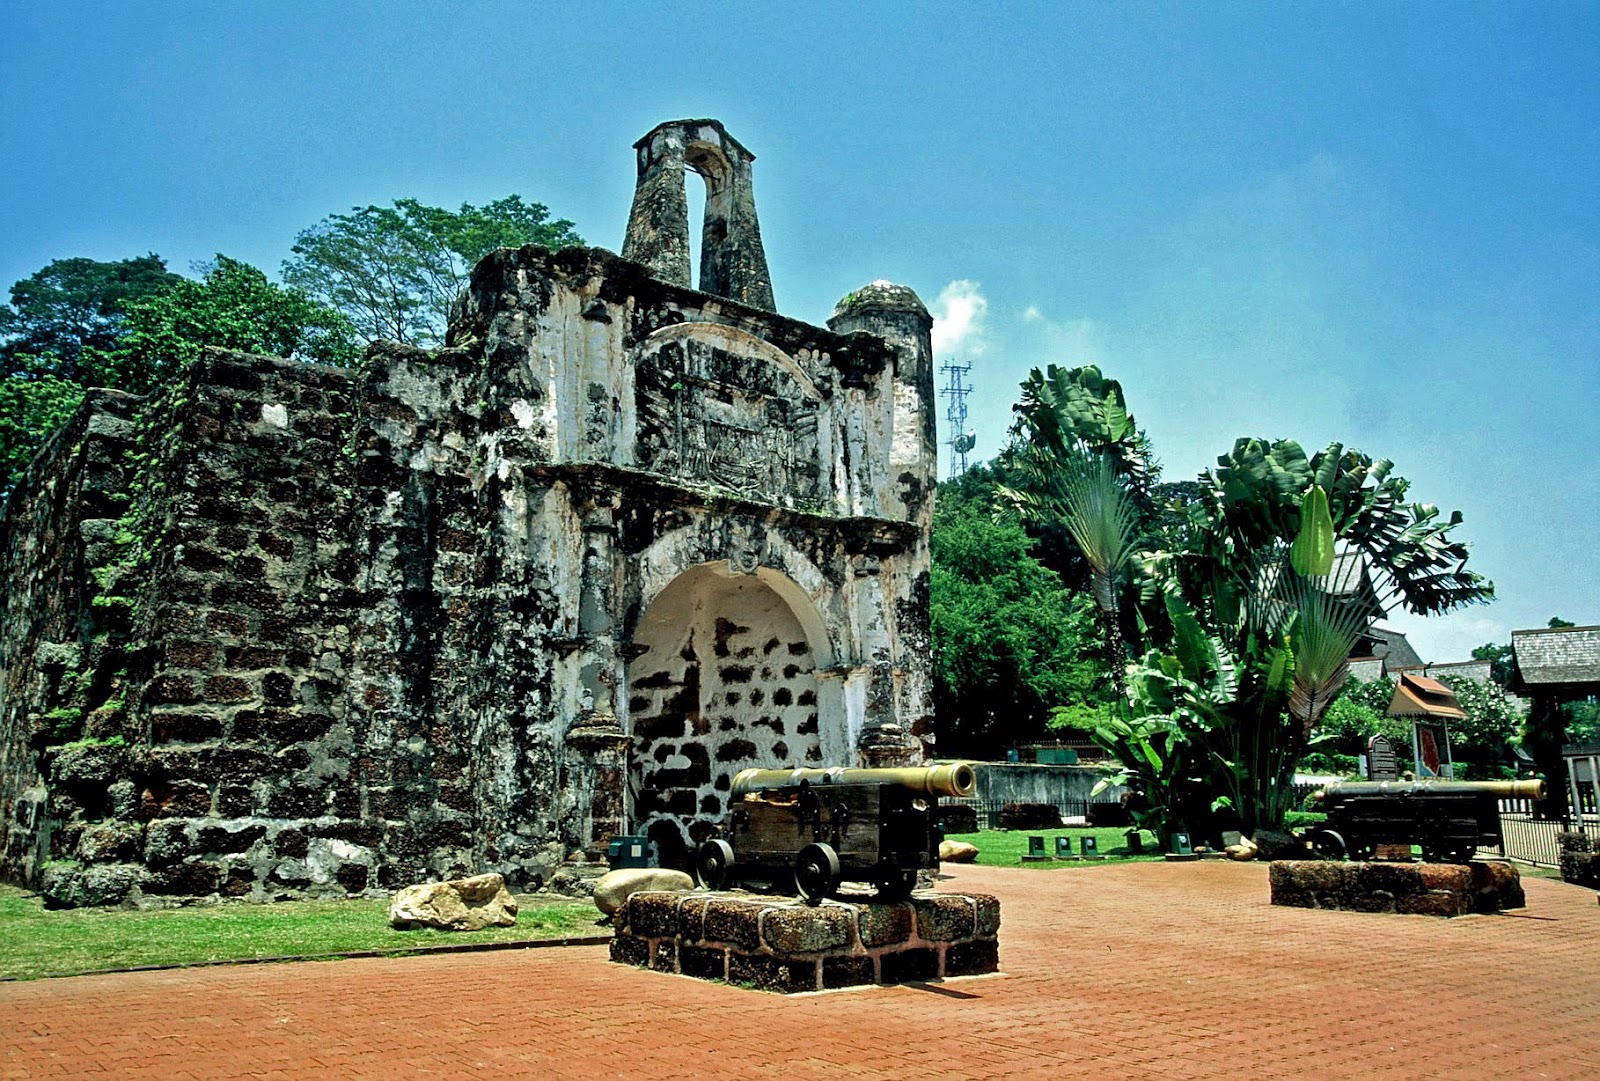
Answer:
1;255;181;380
283;196;583;346
985;360;1494;838
0;254;359;497
96;255;361;394
930;465;1111;757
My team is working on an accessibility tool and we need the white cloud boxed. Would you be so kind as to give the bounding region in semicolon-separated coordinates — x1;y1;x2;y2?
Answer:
1380;610;1507;665
931;279;988;358
1021;304;1043;322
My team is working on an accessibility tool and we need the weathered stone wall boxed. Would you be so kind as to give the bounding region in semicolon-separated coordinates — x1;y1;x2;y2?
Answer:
0;389;140;889
0;124;940;905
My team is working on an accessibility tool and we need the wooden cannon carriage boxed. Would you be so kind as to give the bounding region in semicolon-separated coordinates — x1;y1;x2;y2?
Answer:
1305;778;1544;864
695;763;976;903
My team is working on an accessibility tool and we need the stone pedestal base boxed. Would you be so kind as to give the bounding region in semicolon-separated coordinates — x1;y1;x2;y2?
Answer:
1270;859;1525;917
611;890;1001;992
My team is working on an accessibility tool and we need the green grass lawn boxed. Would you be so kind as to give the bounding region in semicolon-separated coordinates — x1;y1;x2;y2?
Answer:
945;827;1165;867
0;885;603;981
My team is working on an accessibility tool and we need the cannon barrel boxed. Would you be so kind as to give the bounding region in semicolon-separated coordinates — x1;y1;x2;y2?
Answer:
1316;778;1545;800
731;763;977;799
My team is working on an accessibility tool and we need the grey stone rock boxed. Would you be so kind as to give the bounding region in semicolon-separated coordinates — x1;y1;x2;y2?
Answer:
389;872;518;931
592;868;693;916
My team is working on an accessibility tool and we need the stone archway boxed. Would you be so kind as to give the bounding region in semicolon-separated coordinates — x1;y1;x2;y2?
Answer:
625;564;830;868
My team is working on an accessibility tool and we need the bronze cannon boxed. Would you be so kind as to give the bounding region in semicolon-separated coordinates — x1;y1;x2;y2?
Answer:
696;763;977;903
1306;778;1544;864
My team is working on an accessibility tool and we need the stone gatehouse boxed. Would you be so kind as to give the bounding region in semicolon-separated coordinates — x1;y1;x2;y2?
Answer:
0;120;938;905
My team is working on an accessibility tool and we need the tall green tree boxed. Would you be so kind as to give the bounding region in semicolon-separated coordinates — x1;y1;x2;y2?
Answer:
1438;676;1523;778
0;255;181;380
91;255;361;394
283;196;582;346
931;465;1111;758
1002;365;1155;695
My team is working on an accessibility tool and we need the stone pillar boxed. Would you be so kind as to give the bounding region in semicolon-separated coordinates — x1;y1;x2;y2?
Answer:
830;282;937;764
622;119;775;311
563;496;629;855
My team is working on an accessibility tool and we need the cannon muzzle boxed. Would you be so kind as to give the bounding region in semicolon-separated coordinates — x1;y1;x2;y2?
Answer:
731;763;977;799
1321;779;1545;800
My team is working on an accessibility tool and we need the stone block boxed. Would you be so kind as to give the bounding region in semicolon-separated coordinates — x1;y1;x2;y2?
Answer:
678;945;726;980
727;952;816;994
146;779;212;818
857;902;912;947
627;892;683;938
195;824;267;854
144;860;223;896
913;894;975;941
761;904;853;954
1355;862;1422;898
1349;889;1396;914
1398;891;1467;918
973;893;1002;937
1272;859;1520;918
703;898;763;952
151;710;222;744
77;821;144;863
650;940;676;973
1469;861;1525;912
677;895;710;942
144;820;192;865
221;866;256;897
879;947;940;984
944;938;1000;976
822;955;877;989
1418;863;1472;892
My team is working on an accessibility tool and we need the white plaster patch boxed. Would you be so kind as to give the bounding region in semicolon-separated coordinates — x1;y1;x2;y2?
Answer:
510;399;537;429
261;402;288;429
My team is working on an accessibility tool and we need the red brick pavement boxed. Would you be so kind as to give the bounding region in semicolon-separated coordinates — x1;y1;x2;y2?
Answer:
3;861;1597;1079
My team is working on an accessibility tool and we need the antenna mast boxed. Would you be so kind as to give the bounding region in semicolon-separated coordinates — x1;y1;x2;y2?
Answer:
939;360;975;478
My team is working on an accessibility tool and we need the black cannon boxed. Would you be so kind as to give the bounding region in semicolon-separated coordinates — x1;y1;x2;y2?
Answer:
1306;778;1544;864
695;763;976;904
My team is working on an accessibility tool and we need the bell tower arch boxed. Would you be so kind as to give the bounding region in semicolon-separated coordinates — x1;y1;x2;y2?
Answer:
622;119;776;311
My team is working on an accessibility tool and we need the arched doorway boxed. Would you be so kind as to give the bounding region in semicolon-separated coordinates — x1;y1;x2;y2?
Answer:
625;564;828;868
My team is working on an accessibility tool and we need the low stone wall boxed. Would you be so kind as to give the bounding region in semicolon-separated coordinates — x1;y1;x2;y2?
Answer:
1269;860;1525;917
611;890;1000;992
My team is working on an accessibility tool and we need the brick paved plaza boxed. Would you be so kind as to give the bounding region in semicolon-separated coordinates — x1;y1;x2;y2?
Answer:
3;861;1596;1079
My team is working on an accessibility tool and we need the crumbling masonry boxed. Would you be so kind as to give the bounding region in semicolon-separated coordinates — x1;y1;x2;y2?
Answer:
0;120;938;905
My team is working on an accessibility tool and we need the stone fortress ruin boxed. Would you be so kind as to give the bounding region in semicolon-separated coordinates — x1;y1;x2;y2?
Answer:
0;120;939;905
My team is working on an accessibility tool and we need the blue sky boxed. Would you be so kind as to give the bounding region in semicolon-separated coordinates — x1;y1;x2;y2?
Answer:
3;1;1596;659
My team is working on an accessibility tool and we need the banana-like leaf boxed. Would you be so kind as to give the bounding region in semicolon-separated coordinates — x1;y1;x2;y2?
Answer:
1164;590;1216;686
1290;485;1335;576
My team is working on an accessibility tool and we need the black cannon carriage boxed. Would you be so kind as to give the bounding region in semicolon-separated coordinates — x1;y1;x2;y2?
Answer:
1306;778;1544;864
695;763;976;904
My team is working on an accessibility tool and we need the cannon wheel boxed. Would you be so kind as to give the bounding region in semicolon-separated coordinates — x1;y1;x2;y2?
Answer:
794;843;841;905
696;839;736;890
874;868;918;902
1308;829;1348;860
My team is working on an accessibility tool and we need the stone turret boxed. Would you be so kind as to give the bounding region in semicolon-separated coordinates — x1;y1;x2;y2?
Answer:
622;119;775;310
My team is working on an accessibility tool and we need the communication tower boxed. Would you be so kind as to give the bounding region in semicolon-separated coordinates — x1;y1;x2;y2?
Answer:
939;360;976;478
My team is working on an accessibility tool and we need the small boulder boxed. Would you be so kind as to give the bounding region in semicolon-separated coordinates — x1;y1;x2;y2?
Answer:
592;867;693;916
1225;837;1259;861
388;872;517;931
939;840;980;863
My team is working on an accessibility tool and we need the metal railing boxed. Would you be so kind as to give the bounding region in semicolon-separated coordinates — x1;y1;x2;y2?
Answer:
938;798;1131;832
1494;798;1600;868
